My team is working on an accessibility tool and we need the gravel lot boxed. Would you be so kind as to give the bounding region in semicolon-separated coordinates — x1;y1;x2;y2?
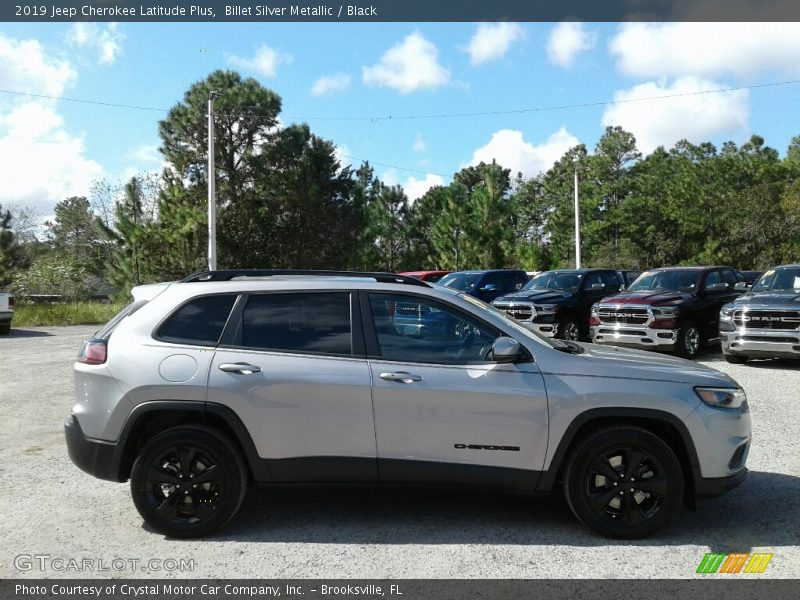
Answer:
1;325;798;579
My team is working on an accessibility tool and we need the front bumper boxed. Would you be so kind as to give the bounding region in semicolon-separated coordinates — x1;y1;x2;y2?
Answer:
65;414;123;482
695;468;748;499
591;324;678;349
721;328;800;359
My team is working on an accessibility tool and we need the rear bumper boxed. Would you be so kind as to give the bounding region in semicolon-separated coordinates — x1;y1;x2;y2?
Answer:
721;329;800;359
591;324;678;349
0;311;12;323
64;414;123;482
695;468;748;499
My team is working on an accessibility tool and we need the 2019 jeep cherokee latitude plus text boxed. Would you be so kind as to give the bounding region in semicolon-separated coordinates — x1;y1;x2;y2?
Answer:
65;270;750;539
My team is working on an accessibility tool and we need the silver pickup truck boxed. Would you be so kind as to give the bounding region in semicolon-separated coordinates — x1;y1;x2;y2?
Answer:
720;264;800;363
0;292;13;334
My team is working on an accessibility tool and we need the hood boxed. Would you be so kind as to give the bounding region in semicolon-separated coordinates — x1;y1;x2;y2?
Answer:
494;289;572;304
539;342;738;387
598;290;691;307
731;291;800;308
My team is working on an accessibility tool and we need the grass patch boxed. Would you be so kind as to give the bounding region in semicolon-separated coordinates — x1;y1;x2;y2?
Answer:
13;301;128;327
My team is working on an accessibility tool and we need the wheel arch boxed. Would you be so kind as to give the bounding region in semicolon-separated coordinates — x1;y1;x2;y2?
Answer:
538;408;701;505
113;401;267;483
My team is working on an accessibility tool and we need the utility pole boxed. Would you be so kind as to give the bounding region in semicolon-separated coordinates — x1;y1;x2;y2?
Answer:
207;91;218;271
574;164;581;269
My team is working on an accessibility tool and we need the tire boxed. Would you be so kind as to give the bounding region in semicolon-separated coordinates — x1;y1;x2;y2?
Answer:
676;322;702;359
130;425;248;538
557;317;582;342
0;323;10;335
724;353;748;364
563;426;684;539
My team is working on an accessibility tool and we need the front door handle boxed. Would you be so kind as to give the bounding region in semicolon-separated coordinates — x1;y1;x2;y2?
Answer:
219;362;262;375
380;371;422;384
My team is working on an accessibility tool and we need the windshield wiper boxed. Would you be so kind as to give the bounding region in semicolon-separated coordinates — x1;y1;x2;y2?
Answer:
553;339;584;354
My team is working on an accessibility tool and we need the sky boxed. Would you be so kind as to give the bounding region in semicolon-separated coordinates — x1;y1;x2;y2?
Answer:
1;21;800;220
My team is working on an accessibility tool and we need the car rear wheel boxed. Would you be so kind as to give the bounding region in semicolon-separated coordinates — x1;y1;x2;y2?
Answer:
724;353;749;364
676;322;702;358
130;425;248;538
563;426;684;539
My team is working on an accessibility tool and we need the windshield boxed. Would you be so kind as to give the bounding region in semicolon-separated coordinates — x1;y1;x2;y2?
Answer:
438;272;482;291
627;270;699;293
751;267;800;292
523;271;583;293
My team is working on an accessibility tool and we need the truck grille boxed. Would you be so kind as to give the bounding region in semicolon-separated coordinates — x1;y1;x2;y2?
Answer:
597;306;649;325
495;304;533;321
733;310;800;330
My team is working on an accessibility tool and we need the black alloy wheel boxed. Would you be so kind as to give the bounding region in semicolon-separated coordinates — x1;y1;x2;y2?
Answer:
564;426;684;538
130;426;247;538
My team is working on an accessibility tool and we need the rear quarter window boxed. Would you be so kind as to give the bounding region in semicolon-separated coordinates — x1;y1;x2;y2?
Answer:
155;294;237;346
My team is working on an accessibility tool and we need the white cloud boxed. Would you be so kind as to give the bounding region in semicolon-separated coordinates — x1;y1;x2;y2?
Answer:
404;174;444;202
0;102;103;214
334;144;353;168
363;32;451;94
0;34;76;96
68;23;125;65
228;44;292;78
465;23;523;66
469;127;579;178
610;23;800;79
412;133;427;153
310;73;351;96
546;22;597;68
126;144;161;165
601;77;749;153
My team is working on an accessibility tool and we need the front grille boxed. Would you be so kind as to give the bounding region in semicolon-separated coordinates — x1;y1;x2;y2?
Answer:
733;310;800;330
501;306;533;321
597;306;649;325
740;335;799;343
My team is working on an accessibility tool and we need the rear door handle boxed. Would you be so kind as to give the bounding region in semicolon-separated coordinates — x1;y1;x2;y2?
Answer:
219;362;262;375
379;371;422;384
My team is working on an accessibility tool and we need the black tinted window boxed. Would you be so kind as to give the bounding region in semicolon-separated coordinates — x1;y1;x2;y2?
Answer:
241;293;352;355
157;295;237;345
370;294;499;364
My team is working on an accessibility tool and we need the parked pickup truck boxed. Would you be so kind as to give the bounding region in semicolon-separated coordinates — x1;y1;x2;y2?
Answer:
720;264;800;363
492;268;640;341
0;292;13;334
590;266;745;358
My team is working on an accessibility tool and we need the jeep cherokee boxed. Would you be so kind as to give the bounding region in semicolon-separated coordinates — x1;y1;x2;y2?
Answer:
65;270;750;539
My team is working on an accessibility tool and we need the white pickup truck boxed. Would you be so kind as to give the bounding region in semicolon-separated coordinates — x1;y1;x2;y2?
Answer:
0;292;13;334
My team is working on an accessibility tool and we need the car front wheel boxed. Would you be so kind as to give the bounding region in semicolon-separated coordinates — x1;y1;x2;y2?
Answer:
676;322;702;358
563;426;684;539
130;425;248;538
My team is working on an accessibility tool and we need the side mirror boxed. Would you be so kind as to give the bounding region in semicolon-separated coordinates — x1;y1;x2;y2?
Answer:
491;336;522;363
480;283;498;292
734;281;750;291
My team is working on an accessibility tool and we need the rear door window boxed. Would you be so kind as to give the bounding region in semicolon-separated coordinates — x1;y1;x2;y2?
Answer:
156;294;237;345
240;292;352;356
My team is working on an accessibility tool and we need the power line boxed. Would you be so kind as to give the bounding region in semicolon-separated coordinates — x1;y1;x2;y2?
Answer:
2;78;799;122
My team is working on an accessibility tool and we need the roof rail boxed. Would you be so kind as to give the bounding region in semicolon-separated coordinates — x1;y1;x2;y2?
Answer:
180;269;431;287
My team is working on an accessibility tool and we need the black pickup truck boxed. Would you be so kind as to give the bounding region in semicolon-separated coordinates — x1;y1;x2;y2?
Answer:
491;268;640;341
590;266;746;358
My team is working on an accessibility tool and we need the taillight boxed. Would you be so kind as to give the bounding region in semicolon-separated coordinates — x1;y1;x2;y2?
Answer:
8;295;14;309
77;339;107;365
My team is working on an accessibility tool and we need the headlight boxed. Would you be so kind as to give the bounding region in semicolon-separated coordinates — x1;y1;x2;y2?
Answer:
720;305;733;321
534;304;558;314
652;306;679;318
695;387;747;409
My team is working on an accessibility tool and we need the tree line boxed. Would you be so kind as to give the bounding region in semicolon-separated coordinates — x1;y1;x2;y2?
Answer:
2;69;799;299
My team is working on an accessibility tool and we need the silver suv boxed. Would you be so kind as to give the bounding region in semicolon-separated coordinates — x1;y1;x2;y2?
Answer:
65;270;751;539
